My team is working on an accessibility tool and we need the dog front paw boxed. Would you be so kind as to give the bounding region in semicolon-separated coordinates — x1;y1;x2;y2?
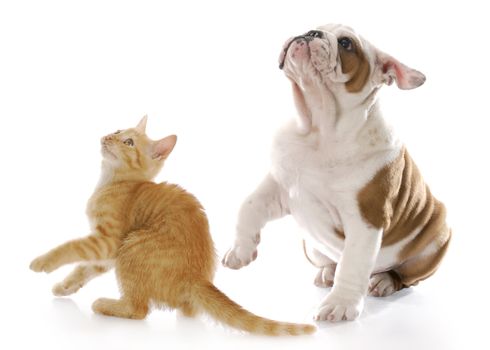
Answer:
221;245;258;270
314;291;364;322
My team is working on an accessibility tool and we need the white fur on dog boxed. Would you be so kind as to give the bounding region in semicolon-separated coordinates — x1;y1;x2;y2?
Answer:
223;24;434;322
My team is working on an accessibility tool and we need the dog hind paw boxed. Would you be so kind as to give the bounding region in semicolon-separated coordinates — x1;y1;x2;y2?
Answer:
368;272;402;297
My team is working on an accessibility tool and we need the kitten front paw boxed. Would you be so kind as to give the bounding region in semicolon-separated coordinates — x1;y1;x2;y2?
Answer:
29;254;56;273
221;245;257;270
314;291;364;322
52;282;82;296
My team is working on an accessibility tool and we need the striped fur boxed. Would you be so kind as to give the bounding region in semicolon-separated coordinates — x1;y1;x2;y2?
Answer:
30;116;315;336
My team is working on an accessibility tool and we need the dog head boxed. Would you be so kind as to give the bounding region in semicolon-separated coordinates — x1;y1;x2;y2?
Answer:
279;24;425;131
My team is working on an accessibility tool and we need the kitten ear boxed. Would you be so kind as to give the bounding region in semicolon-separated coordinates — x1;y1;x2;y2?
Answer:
151;135;177;160
135;115;148;133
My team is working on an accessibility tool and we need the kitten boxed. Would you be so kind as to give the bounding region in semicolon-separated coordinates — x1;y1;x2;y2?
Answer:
30;116;315;336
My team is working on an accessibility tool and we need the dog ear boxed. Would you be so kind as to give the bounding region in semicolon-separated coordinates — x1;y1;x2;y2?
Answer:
290;80;312;134
375;50;426;90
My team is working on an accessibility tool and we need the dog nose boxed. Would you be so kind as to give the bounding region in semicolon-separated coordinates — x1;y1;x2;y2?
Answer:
305;30;324;39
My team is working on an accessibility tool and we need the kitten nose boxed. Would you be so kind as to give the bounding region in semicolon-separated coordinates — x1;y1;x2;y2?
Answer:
101;135;113;144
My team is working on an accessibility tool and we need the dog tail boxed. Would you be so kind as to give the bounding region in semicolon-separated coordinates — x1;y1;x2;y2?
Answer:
191;281;316;336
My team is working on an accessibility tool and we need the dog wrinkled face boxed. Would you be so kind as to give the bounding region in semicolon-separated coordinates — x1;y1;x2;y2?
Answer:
278;24;426;134
279;24;372;95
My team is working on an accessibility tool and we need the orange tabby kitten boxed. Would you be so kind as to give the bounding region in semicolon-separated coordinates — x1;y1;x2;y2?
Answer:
30;116;315;336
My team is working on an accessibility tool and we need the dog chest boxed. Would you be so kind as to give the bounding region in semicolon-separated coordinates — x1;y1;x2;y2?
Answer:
270;129;356;255
269;124;404;261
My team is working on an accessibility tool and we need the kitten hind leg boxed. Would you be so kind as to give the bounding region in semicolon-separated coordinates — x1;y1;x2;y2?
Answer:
52;263;113;296
179;302;198;318
92;297;149;320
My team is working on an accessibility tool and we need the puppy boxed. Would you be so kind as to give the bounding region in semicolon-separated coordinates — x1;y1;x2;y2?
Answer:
222;24;451;322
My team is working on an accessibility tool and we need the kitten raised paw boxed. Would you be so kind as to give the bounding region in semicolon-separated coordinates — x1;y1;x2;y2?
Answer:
29;255;55;273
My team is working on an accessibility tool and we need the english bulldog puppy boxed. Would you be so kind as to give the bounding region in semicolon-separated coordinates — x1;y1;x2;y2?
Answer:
222;24;451;322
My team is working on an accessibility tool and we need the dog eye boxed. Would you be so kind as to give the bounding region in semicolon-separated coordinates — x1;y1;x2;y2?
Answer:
338;37;353;51
124;138;134;146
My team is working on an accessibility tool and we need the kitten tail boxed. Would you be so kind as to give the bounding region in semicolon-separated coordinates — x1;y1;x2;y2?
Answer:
192;281;316;336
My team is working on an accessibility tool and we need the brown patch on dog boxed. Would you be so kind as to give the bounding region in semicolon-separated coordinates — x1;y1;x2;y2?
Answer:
338;38;371;93
397;233;451;286
334;228;345;240
357;148;451;287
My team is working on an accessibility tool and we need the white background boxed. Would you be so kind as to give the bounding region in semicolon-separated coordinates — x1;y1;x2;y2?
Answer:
1;0;489;349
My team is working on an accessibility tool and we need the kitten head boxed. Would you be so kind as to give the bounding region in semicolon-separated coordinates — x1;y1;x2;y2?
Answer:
100;115;177;181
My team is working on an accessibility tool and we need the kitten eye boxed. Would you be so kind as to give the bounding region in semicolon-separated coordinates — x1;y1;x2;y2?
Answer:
124;138;134;146
114;130;122;134
338;37;353;51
